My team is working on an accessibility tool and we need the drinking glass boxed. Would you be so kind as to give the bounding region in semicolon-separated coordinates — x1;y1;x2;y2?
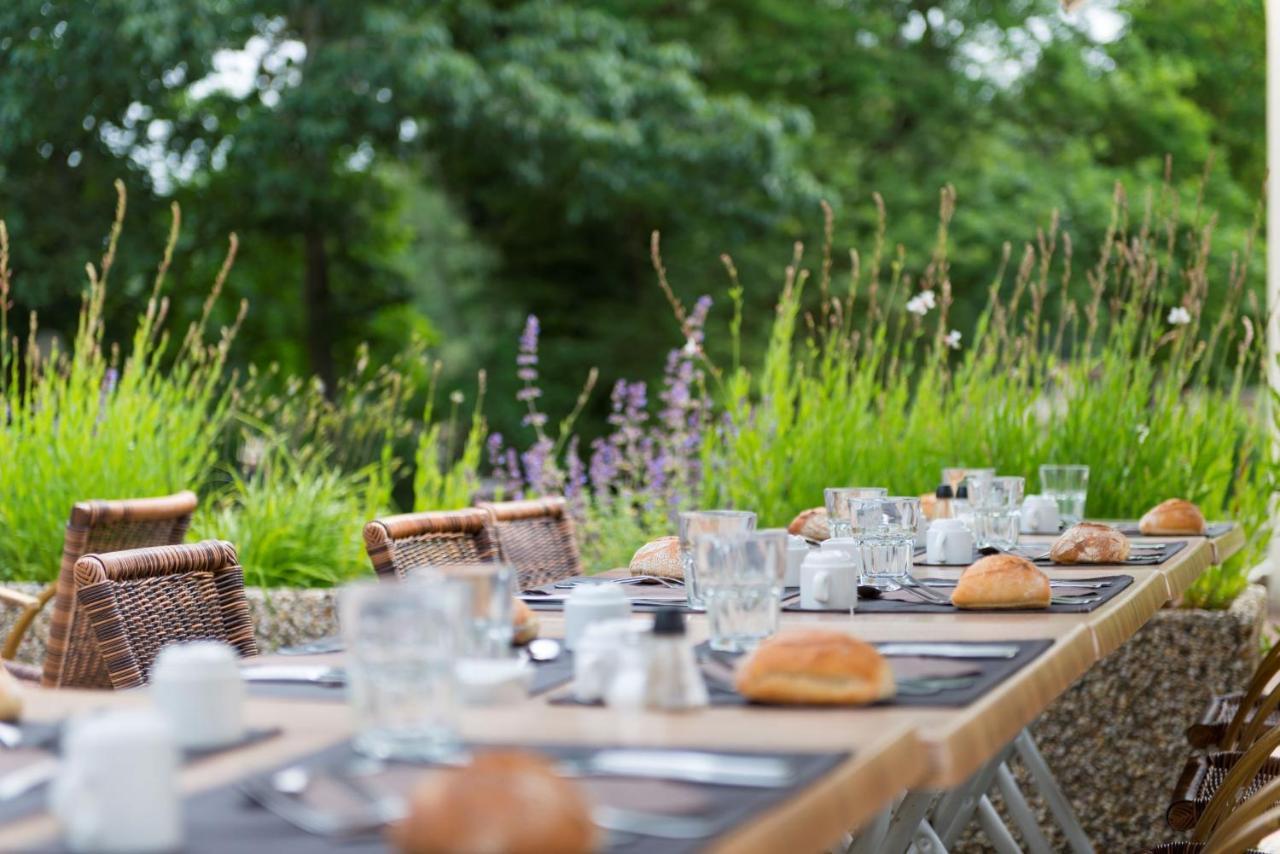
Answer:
1039;464;1089;526
942;467;995;492
849;496;920;589
973;476;1024;549
696;530;786;652
823;487;888;538
339;578;463;761
439;563;517;658
678;510;757;609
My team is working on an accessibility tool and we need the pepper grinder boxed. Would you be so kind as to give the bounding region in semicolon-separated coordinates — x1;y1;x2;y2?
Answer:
643;609;709;711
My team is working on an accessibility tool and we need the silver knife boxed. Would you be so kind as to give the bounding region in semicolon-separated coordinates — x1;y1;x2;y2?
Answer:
572;749;795;788
876;643;1020;659
0;757;58;802
241;665;346;685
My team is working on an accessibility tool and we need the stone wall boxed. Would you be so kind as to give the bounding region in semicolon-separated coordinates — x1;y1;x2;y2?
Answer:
957;584;1267;852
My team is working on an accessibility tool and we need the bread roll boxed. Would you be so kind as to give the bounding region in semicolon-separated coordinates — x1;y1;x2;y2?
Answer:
628;536;682;579
950;554;1050;610
389;751;596;854
787;507;830;541
1139;498;1206;535
1050;522;1131;564
512;598;539;645
734;629;894;705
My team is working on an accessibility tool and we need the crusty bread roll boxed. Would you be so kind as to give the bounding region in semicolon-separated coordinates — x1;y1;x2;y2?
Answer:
389;751;596;854
951;554;1050;610
512;598;539;645
787;507;830;541
734;629;894;705
1050;522;1131;564
628;536;682;579
1139;498;1206;535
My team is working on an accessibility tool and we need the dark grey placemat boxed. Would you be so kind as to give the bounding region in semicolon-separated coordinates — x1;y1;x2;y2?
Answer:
27;741;849;853
552;640;1052;710
0;726;282;828
246;654;575;703
845;575;1134;614
1020;539;1186;566
696;640;1053;708
522;576;691;614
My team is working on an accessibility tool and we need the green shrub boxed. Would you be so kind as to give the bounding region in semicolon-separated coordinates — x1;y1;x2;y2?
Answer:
0;185;239;582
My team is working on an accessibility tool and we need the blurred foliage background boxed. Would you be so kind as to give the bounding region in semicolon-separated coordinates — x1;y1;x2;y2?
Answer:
0;0;1264;440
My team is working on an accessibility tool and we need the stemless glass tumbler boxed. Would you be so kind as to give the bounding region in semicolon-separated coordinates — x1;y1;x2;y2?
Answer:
1039;464;1089;526
849;496;920;588
696;530;786;653
678;510;757;609
339;578;464;762
823;487;889;538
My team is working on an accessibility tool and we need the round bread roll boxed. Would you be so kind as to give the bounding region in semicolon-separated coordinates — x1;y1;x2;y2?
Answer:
734;629;894;705
389;751;597;854
1049;522;1131;564
628;536;682;579
1139;498;1206;535
950;554;1050;610
787;507;830;541
512;598;539;645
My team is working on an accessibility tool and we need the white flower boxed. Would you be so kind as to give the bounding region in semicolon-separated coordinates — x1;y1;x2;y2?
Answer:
682;337;699;356
1167;306;1191;326
449;390;465;405
945;329;962;350
906;289;936;316
1136;423;1150;444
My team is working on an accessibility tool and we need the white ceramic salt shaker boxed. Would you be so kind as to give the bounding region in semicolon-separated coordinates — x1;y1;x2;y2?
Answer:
150;640;245;750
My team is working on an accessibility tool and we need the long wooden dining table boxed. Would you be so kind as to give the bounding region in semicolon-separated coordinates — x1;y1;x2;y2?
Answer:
0;528;1228;852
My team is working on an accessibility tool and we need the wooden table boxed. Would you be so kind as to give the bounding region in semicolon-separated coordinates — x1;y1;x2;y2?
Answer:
0;530;1218;851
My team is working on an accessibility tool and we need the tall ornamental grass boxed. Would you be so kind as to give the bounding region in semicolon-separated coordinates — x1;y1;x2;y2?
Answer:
0;183;241;582
696;180;1276;608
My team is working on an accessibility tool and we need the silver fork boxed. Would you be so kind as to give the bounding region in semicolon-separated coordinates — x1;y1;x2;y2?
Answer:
897;574;952;605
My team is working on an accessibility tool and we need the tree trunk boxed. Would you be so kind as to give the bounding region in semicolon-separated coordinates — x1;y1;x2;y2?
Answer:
303;227;336;394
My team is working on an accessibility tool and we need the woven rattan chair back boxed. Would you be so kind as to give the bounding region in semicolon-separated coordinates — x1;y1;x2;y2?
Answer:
363;508;499;581
67;540;258;690
475;496;581;589
41;491;198;688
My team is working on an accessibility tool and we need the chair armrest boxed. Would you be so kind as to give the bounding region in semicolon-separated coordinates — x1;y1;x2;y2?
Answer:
0;588;39;610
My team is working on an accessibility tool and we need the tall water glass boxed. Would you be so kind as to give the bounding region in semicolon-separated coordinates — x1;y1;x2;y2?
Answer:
824;487;888;538
975;476;1024;549
1039;464;1089;526
679;510;757;609
697;531;786;652
849;497;920;588
439;563;516;658
339;579;463;761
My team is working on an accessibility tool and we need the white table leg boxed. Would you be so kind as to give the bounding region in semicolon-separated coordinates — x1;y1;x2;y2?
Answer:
1014;730;1095;853
995;760;1054;854
976;795;1023;854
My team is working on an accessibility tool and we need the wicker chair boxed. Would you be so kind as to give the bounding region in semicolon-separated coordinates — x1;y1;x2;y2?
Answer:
17;491;199;682
1168;724;1280;836
363;508;499;581
46;540;258;690
1187;642;1280;749
475;496;581;589
1143;766;1280;853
